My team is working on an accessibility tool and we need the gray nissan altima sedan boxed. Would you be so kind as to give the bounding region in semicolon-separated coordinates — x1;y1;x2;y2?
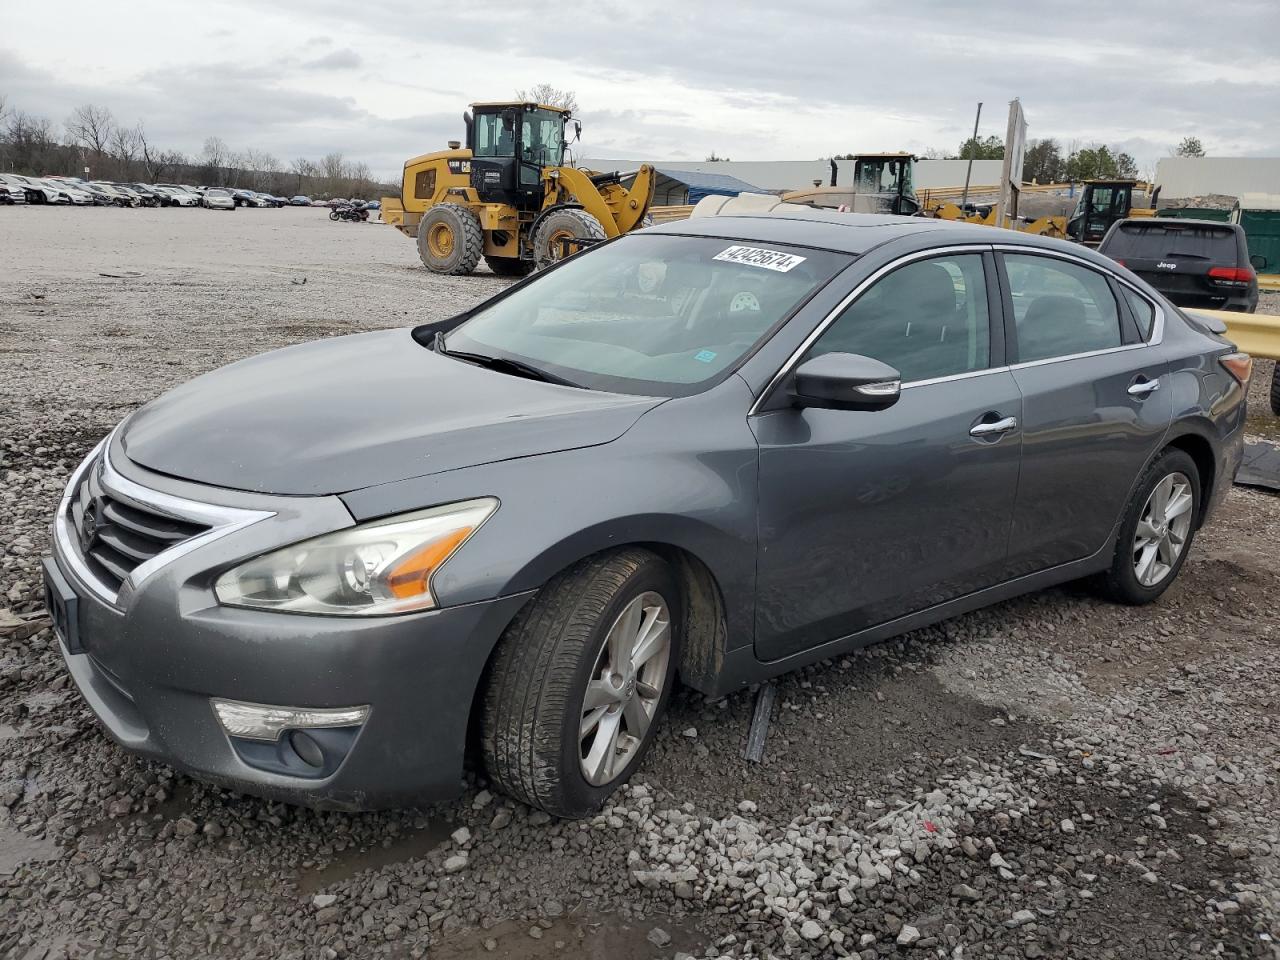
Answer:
44;211;1249;817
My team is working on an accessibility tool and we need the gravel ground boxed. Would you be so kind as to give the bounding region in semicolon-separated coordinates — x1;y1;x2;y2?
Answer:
2;206;1279;960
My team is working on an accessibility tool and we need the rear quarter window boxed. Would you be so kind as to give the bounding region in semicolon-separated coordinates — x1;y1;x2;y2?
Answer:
1104;223;1239;262
1120;286;1156;339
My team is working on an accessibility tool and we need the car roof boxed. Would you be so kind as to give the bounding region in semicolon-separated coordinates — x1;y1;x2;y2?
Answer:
1109;216;1242;232
646;208;1101;260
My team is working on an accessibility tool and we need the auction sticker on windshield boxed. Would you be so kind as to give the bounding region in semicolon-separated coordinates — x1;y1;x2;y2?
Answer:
712;245;807;272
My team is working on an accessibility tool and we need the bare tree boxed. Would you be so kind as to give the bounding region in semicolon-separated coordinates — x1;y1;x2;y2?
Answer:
290;157;317;193
136;123;185;182
160;149;186;180
347;160;373;198
201;136;229;185
136;123;161;180
66;103;117;175
242;148;280;191
110;124;140;180
5;110;59;174
318;151;348;196
514;83;578;113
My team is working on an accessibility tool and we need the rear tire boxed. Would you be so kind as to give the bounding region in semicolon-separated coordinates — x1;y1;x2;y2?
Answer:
483;255;534;277
532;208;606;271
1270;363;1280;416
1097;448;1201;605
481;549;679;818
417;203;483;275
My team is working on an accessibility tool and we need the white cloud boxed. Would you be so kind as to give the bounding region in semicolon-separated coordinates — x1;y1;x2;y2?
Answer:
3;0;1278;179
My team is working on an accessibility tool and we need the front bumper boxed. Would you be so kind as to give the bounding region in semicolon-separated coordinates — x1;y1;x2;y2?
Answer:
49;439;532;810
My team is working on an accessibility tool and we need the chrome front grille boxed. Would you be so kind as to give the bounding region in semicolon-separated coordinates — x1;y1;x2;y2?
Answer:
55;434;276;606
69;461;210;594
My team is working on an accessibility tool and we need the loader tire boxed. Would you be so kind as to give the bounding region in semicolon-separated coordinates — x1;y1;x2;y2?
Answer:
1270;363;1280;417
484;255;534;277
417;203;483;275
533;208;606;271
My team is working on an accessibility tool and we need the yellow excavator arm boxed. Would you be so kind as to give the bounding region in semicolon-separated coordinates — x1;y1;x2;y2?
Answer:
547;164;655;237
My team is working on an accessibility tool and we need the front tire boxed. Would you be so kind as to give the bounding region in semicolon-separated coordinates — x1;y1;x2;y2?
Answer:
481;549;679;818
532;208;606;270
1098;448;1201;604
484;255;534;277
417;203;483;275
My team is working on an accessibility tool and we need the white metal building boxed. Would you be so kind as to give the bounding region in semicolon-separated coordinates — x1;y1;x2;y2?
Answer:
1154;158;1280;199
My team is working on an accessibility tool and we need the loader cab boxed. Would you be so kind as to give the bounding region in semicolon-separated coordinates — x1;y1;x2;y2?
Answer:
851;153;920;215
1067;180;1136;246
466;102;571;210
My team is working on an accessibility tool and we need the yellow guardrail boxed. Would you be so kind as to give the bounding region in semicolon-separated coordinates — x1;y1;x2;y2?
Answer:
650;204;695;224
1189;309;1280;361
1259;274;1280;292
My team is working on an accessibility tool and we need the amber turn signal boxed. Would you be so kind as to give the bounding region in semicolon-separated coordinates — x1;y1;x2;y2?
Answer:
386;528;475;599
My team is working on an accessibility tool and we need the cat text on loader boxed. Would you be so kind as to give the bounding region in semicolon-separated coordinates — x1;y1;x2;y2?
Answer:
381;102;655;276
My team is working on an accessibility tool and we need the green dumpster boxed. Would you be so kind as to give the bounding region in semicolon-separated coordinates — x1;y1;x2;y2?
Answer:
1156;207;1233;223
1238;209;1280;274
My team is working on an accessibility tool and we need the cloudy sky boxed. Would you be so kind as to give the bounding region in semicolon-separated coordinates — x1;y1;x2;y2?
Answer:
4;0;1278;180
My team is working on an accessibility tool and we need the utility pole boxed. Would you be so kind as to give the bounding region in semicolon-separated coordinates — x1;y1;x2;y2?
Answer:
960;101;982;212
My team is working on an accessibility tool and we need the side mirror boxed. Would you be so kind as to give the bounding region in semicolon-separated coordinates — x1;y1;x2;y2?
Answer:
1251;254;1267;271
791;353;902;411
574;121;582;143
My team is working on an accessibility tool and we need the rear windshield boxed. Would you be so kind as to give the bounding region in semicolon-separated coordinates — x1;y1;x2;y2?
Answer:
446;233;850;397
1104;222;1237;261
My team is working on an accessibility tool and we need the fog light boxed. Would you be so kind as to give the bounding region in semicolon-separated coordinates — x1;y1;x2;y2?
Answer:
212;699;369;742
289;730;326;768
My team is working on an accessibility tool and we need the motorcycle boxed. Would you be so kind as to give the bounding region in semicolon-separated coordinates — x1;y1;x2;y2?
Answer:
329;202;370;223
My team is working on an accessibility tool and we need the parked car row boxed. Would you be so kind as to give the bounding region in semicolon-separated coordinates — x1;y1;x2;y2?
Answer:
0;176;349;210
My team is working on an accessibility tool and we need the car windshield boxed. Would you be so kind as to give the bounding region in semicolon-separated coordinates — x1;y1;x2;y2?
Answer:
1104;222;1237;261
207;189;230;197
445;234;850;397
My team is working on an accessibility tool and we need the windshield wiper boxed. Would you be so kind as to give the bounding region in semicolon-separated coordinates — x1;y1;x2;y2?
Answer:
434;336;579;388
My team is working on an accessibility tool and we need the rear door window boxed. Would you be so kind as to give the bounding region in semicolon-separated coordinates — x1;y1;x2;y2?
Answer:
1104;223;1237;262
1004;254;1123;362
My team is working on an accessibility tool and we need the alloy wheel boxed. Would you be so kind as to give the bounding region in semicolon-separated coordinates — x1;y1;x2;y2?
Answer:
579;591;672;786
1133;471;1194;587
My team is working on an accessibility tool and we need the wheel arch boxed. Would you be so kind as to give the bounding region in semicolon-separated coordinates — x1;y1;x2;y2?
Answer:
462;535;734;752
1163;428;1217;527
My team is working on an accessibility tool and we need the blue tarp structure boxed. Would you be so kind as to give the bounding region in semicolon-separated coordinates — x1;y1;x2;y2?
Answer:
653;167;768;204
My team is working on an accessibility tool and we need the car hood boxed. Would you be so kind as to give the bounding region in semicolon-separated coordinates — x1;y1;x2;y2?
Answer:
120;328;662;496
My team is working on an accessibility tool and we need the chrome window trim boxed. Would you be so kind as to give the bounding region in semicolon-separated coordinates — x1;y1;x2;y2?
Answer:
748;244;994;415
1008;341;1146;371
991;243;1166;347
901;365;1012;390
55;429;275;607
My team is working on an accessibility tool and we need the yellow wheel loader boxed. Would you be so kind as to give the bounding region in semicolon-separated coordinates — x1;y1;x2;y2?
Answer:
1066;180;1160;246
381;102;656;276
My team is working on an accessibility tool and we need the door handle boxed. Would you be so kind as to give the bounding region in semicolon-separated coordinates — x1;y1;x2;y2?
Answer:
969;416;1018;438
1128;377;1160;397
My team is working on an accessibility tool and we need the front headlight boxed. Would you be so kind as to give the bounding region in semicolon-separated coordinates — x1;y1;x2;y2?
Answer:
214;498;497;616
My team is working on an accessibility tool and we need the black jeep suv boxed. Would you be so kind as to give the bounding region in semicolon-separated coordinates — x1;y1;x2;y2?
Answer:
1099;218;1259;313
